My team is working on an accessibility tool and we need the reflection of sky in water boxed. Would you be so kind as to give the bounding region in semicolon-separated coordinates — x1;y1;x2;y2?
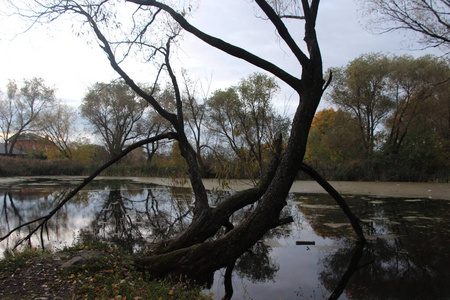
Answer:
1;178;449;300
1;189;106;253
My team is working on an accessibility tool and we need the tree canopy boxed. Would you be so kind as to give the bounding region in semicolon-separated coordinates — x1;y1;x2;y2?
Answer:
206;72;290;177
318;53;450;180
81;80;148;158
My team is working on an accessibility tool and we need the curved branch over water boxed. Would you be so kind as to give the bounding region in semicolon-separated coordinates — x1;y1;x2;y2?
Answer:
300;163;367;243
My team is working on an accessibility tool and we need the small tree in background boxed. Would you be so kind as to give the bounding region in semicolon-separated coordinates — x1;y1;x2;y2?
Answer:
81;80;148;159
38;102;78;159
206;72;290;178
0;78;55;156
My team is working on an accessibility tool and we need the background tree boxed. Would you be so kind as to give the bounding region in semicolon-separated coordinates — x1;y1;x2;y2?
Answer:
326;53;449;180
37;102;78;159
182;71;210;177
140;88;175;164
0;78;55;156
361;0;450;52
305;109;364;180
141;107;172;163
383;54;449;154
81;80;148;158
328;53;393;154
206;72;290;177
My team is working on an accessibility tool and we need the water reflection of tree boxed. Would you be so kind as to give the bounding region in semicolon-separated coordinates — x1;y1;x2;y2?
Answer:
235;241;279;283
92;188;146;253
206;239;282;300
312;195;450;300
0;188;72;251
141;187;193;241
213;214;294;299
295;193;356;239
91;184;195;253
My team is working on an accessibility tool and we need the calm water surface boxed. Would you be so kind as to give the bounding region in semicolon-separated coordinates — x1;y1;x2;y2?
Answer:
1;177;449;300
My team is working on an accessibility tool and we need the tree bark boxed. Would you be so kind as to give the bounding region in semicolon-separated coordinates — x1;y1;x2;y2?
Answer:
150;135;283;254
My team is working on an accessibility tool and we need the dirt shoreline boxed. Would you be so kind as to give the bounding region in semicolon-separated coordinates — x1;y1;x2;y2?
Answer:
1;176;448;200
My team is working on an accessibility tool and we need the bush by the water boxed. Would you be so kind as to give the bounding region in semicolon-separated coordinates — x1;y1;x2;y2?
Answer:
0;156;84;176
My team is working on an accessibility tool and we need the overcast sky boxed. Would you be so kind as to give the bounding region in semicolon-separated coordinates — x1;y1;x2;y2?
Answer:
0;0;443;115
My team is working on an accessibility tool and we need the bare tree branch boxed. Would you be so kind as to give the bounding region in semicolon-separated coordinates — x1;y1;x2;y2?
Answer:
300;162;367;243
362;0;450;51
254;0;309;66
127;0;302;91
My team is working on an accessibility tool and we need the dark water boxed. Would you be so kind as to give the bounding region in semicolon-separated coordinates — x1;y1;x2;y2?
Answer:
1;177;449;299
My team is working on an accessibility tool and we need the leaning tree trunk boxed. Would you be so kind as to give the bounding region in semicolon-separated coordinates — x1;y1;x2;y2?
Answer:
131;0;366;281
136;54;327;280
149;135;283;254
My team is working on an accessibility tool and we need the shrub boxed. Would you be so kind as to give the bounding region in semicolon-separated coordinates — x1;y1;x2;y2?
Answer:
0;156;84;176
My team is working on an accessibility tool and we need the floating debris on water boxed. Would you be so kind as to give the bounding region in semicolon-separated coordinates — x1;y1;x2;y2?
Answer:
323;223;350;228
404;199;423;202
298;204;340;209
296;241;315;245
369;200;385;204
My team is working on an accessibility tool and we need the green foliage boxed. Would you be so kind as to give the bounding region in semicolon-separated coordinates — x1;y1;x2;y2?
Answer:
375;124;450;181
322;53;450;181
305;109;368;180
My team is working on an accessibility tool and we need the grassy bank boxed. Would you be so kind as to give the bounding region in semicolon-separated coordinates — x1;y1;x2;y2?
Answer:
0;236;212;300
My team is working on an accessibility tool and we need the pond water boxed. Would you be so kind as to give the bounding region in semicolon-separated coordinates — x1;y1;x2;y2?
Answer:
1;177;449;300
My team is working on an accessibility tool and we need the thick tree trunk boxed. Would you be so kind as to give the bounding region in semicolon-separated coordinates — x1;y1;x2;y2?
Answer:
137;66;326;280
132;0;338;281
150;136;283;254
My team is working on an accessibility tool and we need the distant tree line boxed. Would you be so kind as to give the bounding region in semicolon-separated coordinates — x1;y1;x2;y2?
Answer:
1;54;448;181
0;72;288;179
